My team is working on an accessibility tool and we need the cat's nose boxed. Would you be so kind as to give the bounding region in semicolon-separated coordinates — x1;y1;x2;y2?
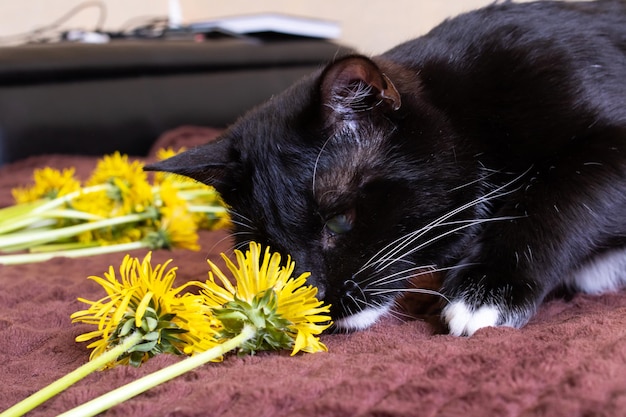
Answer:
342;280;359;297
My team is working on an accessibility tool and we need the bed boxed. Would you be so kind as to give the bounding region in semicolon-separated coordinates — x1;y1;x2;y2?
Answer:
1;126;625;417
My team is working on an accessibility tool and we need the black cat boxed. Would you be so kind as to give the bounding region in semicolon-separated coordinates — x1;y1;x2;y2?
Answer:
147;0;626;336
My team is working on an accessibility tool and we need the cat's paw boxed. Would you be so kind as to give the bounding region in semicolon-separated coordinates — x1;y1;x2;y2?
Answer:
442;300;501;336
442;298;534;336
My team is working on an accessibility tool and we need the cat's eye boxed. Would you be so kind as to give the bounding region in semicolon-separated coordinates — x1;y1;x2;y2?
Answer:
325;213;354;235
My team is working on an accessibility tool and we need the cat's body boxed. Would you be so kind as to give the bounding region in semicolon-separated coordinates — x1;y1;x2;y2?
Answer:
147;0;626;336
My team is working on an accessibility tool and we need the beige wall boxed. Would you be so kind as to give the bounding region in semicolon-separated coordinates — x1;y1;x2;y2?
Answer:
0;0;511;54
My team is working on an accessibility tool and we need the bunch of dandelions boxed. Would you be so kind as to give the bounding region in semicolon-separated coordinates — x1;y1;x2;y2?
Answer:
0;149;230;265
1;242;331;417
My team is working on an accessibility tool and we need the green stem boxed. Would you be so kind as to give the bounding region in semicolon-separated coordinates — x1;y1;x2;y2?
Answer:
0;201;43;223
0;212;153;250
57;325;256;417
0;185;109;234
28;241;100;253
0;215;49;235
0;241;149;265
30;185;110;215
0;209;102;235
0;332;143;417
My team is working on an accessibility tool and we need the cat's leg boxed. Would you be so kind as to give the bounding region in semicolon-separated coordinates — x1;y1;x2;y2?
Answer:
442;128;626;336
569;247;626;295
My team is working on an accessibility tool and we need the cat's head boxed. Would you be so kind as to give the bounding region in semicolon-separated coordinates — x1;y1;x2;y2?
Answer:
146;55;477;330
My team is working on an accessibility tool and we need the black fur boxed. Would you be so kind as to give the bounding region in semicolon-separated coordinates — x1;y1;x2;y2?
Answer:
146;0;626;335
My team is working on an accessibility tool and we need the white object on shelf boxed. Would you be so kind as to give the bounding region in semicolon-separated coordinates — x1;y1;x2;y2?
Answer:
168;0;183;28
189;13;341;39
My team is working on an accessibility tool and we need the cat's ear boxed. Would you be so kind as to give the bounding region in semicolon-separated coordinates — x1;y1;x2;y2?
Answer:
144;137;237;189
320;55;401;119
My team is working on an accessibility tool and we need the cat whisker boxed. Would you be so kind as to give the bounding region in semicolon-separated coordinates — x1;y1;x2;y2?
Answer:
341;296;358;319
232;237;255;252
206;232;245;255
357;167;531;275
382;263;478;287
228;219;255;230
358;199;486;274
385;190;519;260
364;264;436;288
366;287;450;302
363;219;485;274
379;216;520;274
346;279;368;302
312;134;336;197
358;216;496;277
366;266;441;289
342;280;381;319
229;231;254;238
447;168;501;192
365;257;417;272
227;210;255;230
361;264;474;306
229;210;253;221
384;304;416;324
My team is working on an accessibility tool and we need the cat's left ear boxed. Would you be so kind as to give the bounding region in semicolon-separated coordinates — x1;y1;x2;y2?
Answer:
320;55;401;119
144;136;237;191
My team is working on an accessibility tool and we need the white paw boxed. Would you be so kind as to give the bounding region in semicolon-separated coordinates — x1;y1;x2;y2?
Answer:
443;301;500;336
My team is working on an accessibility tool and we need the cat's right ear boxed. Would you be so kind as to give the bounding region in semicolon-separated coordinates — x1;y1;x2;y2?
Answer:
320;55;401;122
144;137;237;189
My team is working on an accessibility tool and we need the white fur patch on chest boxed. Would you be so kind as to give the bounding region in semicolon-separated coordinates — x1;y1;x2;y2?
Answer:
569;247;626;294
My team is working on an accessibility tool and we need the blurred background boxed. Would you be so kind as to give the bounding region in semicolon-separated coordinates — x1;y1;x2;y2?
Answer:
0;0;534;53
0;0;572;165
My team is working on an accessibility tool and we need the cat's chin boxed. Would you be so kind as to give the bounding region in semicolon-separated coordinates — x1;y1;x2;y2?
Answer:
333;303;392;331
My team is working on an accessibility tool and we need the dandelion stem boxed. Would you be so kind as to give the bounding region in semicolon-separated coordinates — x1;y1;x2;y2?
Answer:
0;241;149;265
0;212;153;250
57;325;256;417
0;209;103;235
0;201;43;222
31;185;110;215
28;241;101;253
0;332;143;417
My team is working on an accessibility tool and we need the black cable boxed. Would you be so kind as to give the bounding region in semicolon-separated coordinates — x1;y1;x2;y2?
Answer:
0;1;107;46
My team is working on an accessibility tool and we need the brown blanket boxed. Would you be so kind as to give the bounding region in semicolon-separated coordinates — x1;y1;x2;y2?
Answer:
1;128;625;417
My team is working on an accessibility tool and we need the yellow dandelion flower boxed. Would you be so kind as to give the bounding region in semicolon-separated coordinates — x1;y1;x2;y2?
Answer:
191;191;231;231
71;252;221;367
70;188;154;245
153;205;200;251
143;181;200;251
88;152;144;186
174;292;223;355
12;167;81;204
200;242;332;355
71;188;115;219
86;152;153;215
157;179;187;209
156;147;186;161
61;153;157;245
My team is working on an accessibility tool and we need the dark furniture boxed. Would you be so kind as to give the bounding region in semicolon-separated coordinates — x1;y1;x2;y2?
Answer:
0;39;353;165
